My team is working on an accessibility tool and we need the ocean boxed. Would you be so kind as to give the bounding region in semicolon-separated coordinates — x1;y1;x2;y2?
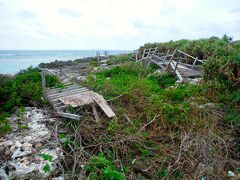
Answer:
0;50;131;74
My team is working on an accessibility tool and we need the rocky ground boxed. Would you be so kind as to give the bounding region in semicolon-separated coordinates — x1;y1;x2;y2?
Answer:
38;57;109;84
0;57;110;179
0;107;64;179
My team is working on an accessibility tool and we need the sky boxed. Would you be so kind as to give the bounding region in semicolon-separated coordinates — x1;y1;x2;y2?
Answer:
0;0;239;50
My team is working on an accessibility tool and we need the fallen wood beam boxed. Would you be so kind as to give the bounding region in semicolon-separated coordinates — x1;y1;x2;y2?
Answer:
57;112;81;120
89;92;116;118
170;61;183;82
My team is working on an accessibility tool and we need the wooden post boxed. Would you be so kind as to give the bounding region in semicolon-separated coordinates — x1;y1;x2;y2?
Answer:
41;71;47;98
92;103;100;123
163;49;170;64
165;49;177;72
174;53;180;72
142;49;146;60
151;47;158;59
192;57;198;69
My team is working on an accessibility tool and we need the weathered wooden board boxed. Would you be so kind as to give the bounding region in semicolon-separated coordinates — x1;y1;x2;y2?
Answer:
57;112;81;120
47;87;88;98
47;84;80;94
89;91;116;118
58;92;94;107
48;88;89;100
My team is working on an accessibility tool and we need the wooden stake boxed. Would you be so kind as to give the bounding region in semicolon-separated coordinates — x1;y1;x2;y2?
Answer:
92;103;100;123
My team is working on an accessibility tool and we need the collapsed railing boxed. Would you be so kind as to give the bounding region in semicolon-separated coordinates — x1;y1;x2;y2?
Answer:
131;47;207;82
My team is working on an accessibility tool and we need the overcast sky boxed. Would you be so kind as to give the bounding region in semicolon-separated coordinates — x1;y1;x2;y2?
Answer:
0;0;239;50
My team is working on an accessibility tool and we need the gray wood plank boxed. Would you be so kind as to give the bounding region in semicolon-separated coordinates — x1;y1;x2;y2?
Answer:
89;92;116;118
48;88;89;99
48;89;90;101
48;87;87;97
47;84;80;94
57;112;81;120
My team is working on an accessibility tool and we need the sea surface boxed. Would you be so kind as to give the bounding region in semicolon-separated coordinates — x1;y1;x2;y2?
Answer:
0;50;131;74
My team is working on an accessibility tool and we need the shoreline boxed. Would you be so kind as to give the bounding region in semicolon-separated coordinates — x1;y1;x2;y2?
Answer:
0;50;132;75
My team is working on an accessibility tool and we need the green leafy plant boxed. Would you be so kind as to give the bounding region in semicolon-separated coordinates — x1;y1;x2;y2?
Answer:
86;153;124;180
38;153;54;162
42;163;51;173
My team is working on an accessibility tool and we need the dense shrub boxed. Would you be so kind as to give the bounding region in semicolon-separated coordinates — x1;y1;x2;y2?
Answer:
0;67;61;135
140;35;240;86
140;35;240;128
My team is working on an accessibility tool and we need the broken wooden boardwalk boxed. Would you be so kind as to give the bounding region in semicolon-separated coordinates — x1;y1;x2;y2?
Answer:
133;47;207;83
40;68;115;120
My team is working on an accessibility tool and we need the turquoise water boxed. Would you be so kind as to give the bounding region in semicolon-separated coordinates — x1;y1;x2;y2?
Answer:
0;50;131;74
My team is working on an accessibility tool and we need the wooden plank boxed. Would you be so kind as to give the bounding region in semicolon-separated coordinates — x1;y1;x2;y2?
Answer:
47;87;88;98
170;61;183;82
56;105;67;111
165;49;177;72
163;49;170;64
48;89;90;101
177;49;196;60
53;101;64;108
39;68;56;76
47;84;80;94
89;92;116;118
141;49;147;60
92;103;100;123
57;112;81;120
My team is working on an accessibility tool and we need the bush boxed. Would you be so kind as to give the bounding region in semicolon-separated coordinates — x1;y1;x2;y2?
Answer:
0;67;61;135
107;54;131;65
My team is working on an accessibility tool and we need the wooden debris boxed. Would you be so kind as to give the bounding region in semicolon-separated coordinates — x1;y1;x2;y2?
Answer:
40;68;116;120
138;47;207;82
91;103;100;123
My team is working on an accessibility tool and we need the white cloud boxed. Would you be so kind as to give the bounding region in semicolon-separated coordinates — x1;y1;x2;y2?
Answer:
0;0;239;50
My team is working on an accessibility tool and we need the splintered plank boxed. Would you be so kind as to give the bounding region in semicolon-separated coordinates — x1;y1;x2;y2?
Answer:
57;91;116;118
88;91;116;118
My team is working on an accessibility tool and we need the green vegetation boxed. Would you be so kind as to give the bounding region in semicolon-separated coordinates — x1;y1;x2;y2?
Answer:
38;153;54;162
42;163;51;173
141;35;240;127
86;153;124;180
89;58;100;67
107;54;131;65
0;36;239;178
0;67;61;136
80;36;239;178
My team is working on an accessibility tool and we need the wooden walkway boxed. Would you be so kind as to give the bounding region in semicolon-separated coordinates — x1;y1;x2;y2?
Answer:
96;51;108;67
133;47;207;82
40;68;115;120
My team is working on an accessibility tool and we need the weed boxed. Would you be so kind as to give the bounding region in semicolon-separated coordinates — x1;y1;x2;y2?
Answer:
86;153;124;180
38;153;54;162
90;58;100;67
42;163;51;173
